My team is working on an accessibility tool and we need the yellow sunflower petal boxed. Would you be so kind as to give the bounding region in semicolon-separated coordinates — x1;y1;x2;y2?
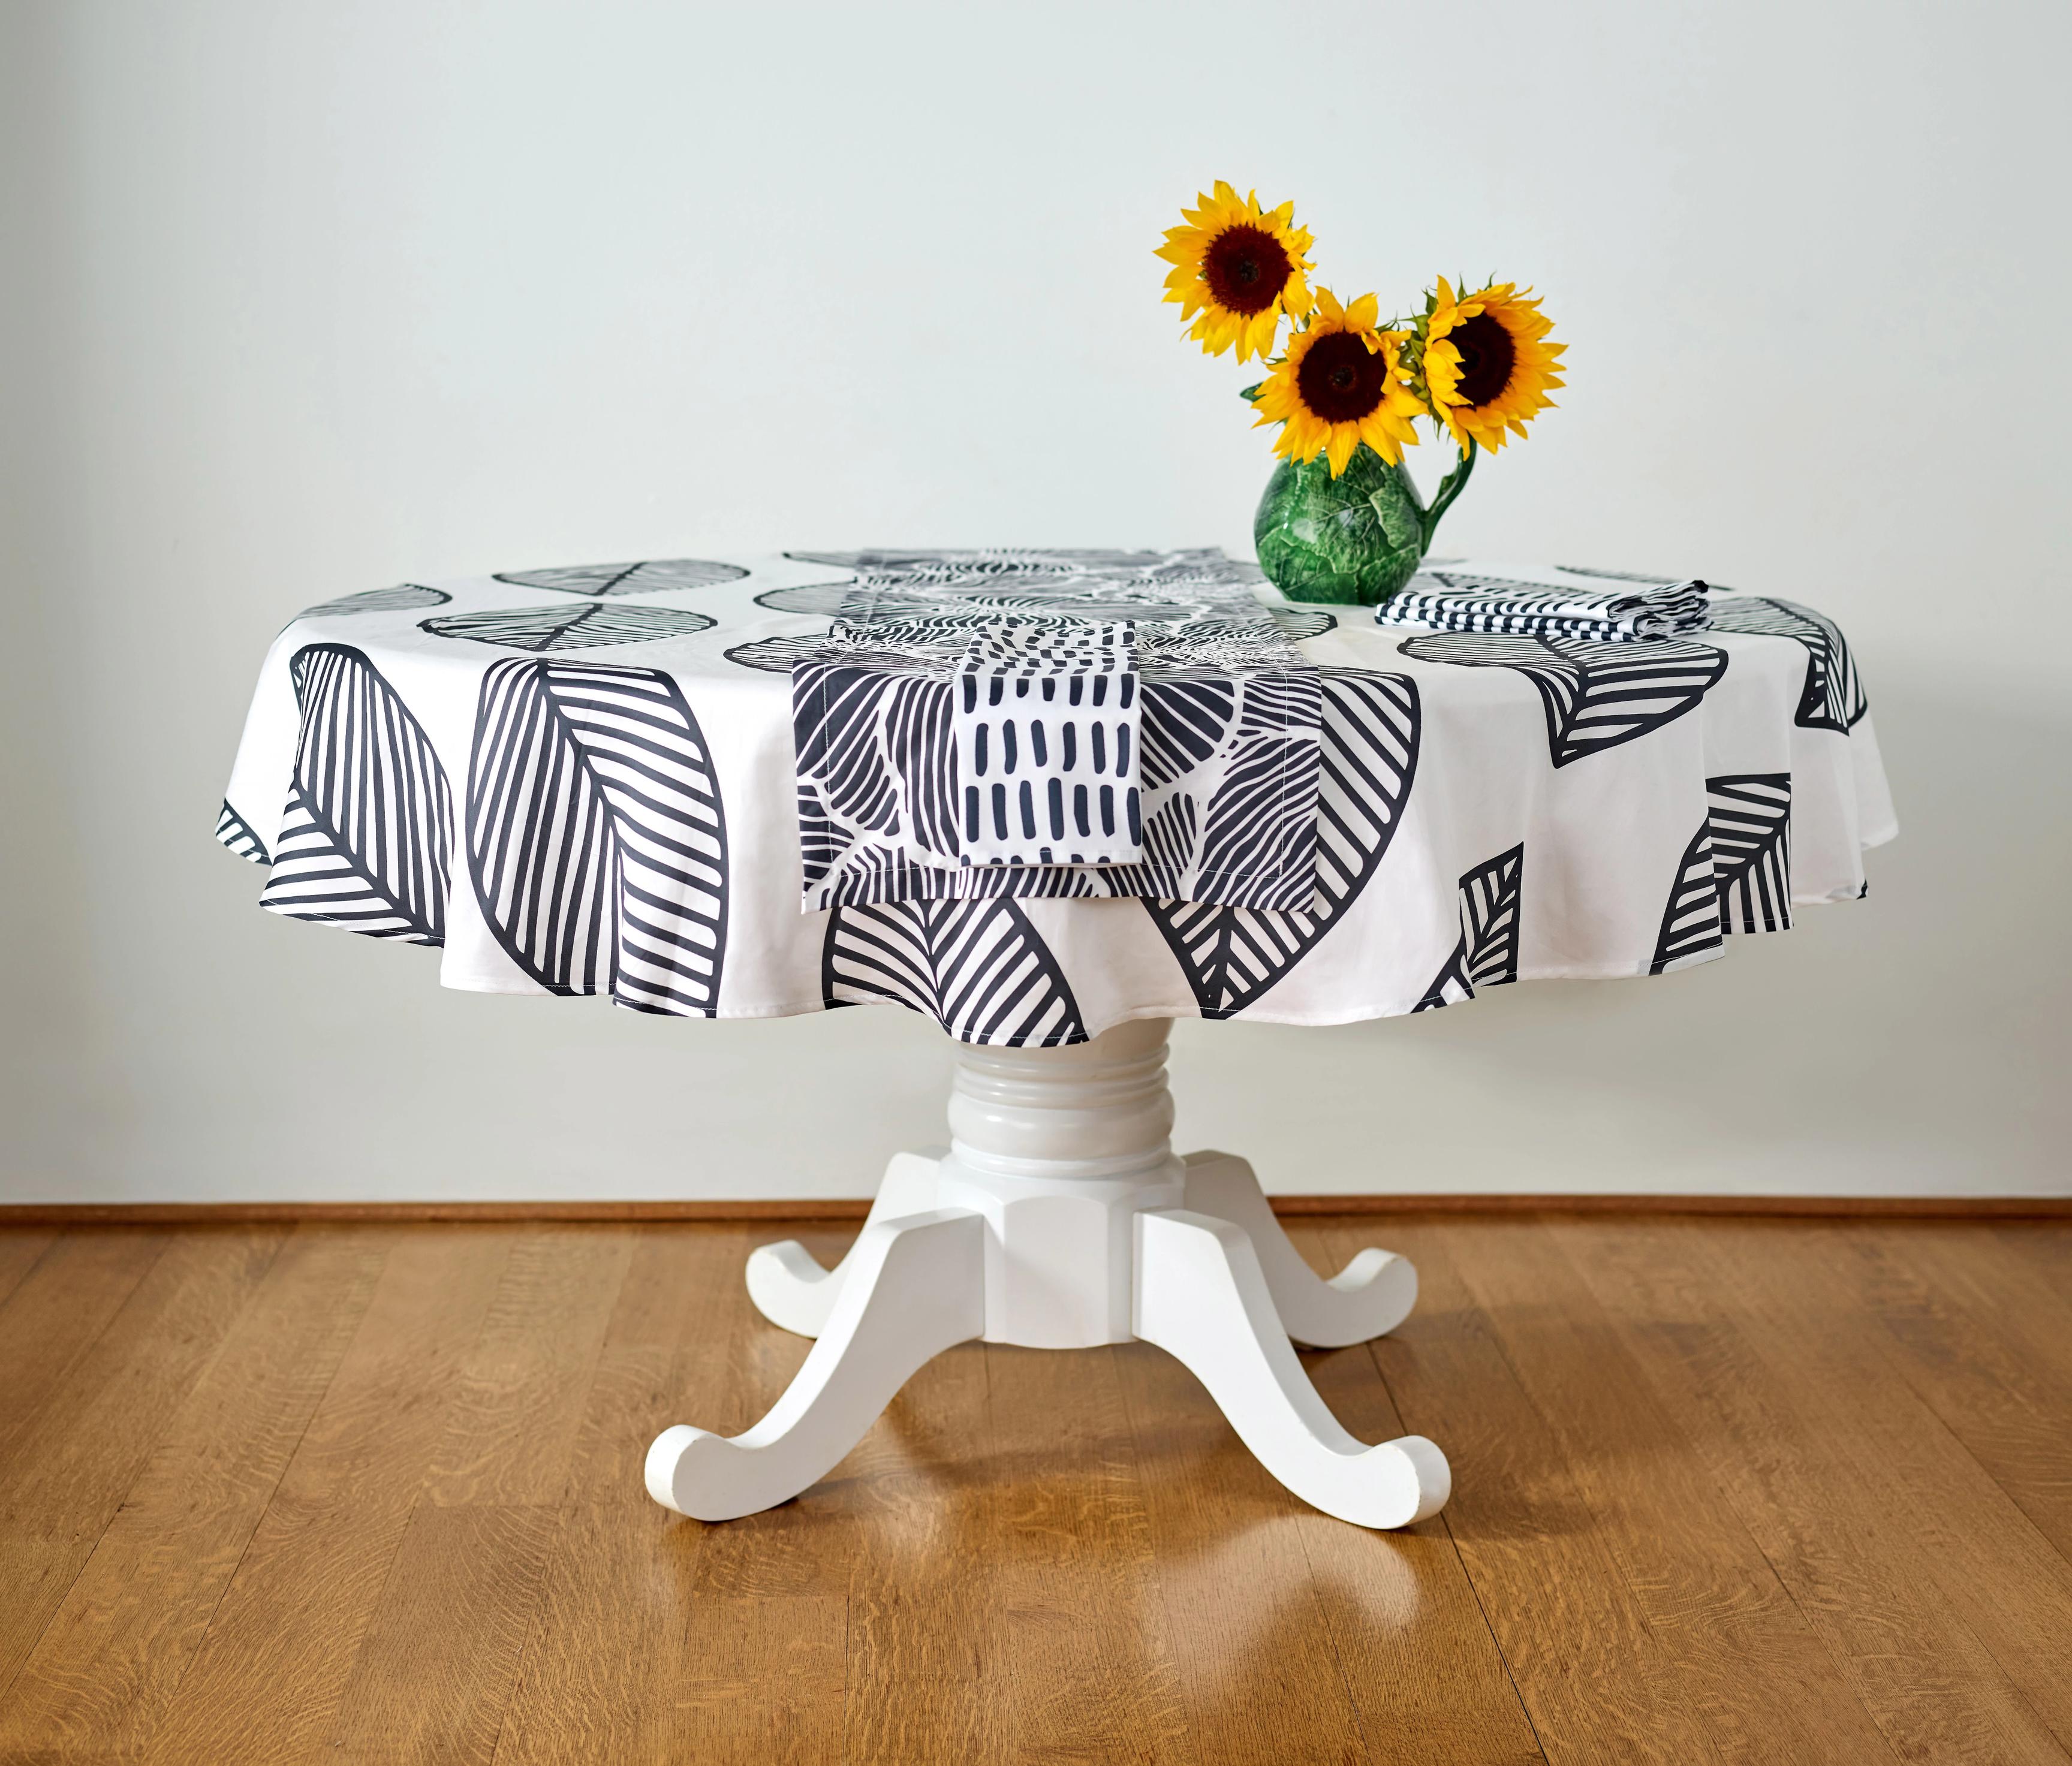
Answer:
1160;184;1317;364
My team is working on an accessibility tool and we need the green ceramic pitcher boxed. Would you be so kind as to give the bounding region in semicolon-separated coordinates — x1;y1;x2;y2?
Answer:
1252;440;1476;607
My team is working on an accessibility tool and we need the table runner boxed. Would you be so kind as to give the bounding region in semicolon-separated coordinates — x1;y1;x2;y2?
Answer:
218;549;1895;1047
786;552;1326;912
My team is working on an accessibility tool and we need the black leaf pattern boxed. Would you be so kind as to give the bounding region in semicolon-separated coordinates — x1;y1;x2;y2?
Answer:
1399;631;1725;767
1649;823;1724;974
822;899;1086;1046
1707;597;1867;732
793;666;959;865
1144;669;1420;1016
1415;843;1525;1011
421;604;716;652
1708;773;1793;933
466;659;728;1014
725;632;919;675
1139;677;1236;789
259;644;453;945
751;584;874;618
214;798;270;866
298;584;450;618
1188;671;1324;913
492;559;749;596
1136;792;1198;876
1648;774;1795;969
1275;608;1339;641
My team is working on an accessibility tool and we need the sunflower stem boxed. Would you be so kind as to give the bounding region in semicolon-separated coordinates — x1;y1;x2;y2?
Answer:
1419;440;1477;550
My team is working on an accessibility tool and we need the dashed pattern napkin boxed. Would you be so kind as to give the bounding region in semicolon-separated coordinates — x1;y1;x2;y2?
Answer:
952;622;1142;867
1381;570;1711;641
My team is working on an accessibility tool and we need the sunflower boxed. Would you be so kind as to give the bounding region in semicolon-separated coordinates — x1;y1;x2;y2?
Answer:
1421;277;1564;452
1157;182;1315;363
1249;288;1426;478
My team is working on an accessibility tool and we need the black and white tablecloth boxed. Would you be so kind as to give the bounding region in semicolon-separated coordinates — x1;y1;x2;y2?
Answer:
217;549;1896;1047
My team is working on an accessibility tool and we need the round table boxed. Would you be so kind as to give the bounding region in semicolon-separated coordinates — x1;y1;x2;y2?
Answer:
219;548;1895;1529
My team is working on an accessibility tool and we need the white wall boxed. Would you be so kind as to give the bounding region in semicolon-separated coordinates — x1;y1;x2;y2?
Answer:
4;0;2068;1203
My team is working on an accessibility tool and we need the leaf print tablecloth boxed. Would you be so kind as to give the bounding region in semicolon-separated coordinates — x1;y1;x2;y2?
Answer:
218;549;1896;1047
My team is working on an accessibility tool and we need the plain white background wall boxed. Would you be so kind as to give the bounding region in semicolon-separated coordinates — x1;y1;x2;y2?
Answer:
4;0;2067;1203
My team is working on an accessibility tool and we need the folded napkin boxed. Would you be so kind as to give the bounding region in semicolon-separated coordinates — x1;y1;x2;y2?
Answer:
1380;569;1710;641
952;621;1142;868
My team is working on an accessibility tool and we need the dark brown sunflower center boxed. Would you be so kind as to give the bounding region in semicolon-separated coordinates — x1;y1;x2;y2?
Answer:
1295;330;1388;424
1447;311;1516;408
1202;224;1292;315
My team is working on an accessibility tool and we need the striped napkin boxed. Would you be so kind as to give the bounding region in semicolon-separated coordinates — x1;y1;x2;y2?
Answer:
1380;569;1711;641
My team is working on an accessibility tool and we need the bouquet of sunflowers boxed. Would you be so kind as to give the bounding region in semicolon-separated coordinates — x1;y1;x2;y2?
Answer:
1158;182;1565;605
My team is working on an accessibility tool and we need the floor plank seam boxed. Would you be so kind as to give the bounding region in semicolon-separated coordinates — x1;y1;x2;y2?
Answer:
0;1230;62;1310
1843;1226;2072;1581
1856;1310;2072;1577
1574;1221;2023;1766
1356;1332;1552;1765
0;1229;172;1470
0;1228;297;1723
149;1226;396;1754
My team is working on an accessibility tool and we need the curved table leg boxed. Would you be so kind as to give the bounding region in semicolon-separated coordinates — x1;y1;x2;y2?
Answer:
745;1150;945;1337
647;1208;984;1521
1182;1152;1417;1349
1133;1208;1449;1530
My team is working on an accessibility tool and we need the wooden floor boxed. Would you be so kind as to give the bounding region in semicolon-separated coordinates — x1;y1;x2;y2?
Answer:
1;1217;2068;1764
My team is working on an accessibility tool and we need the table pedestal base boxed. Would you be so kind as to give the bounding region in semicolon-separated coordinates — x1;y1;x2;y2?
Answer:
645;1019;1450;1530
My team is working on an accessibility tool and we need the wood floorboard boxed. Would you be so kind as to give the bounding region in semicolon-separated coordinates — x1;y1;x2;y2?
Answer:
0;1228;288;1701
0;1227;389;1757
841;1341;1006;1765
2;1217;2069;1766
1676;1224;2072;1751
0;1232;59;1312
324;1225;636;1766
494;1226;749;1766
1353;1216;1740;1766
1832;1223;2072;1561
1560;1217;2072;1765
1287;1223;1547;1765
1429;1216;1901;1764
0;1231;171;1472
673;1225;851;1764
987;1341;1195;1766
1115;1331;1376;1766
140;1228;520;1766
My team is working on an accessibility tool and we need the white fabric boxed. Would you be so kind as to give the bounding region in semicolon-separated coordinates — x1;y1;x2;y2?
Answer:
216;549;1897;1047
953;621;1143;867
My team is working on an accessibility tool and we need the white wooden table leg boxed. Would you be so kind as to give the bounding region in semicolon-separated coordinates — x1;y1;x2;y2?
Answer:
1182;1151;1418;1348
745;1149;944;1337
646;1208;984;1521
1133;1208;1449;1529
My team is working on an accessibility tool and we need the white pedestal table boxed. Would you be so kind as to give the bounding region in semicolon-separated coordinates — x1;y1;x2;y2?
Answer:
215;548;1895;1532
